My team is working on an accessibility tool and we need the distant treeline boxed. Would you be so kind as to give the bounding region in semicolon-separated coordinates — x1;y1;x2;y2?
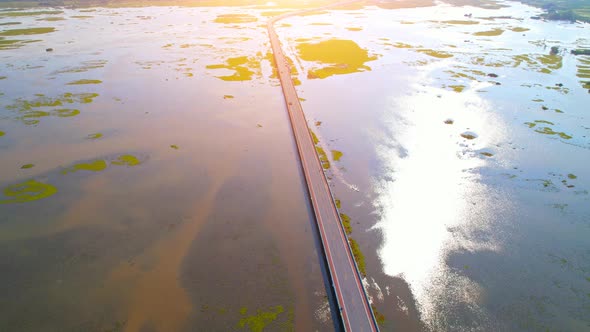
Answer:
517;0;590;22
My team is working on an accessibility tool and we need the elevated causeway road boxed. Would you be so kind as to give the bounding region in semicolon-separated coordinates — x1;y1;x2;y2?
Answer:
267;2;379;331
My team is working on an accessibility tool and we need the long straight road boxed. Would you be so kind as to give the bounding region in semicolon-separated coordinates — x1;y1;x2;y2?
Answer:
267;3;379;331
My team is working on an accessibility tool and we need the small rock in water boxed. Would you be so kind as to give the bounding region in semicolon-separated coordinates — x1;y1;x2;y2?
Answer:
555;83;563;87
488;73;498;78
46;48;53;52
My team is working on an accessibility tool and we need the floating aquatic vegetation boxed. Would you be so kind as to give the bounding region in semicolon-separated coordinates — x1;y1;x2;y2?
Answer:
346;27;363;31
265;51;300;85
20;164;34;169
509;26;530;32
36;17;65;21
86;133;102;139
296;39;377;79
0;37;41;50
340;213;352;234
310;22;332;26
534;127;572;139
111;155;141;166
223;95;234;99
473;28;504;36
348;238;366;277
0;27;56;36
170;145;179;150
214;14;257;24
53;60;108;74
237;306;284;332
6;92;98;125
315;146;330;169
0;131;4;136
63;159;108;174
0;10;63;17
0;21;21;25
461;131;478;140
66;79;103;85
206;56;261;81
449;84;465;92
441;20;479;25
0;179;57;204
331;150;343;161
71;15;93;19
416;49;453;58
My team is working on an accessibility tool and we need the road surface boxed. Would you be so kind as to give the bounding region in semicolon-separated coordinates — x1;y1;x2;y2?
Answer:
267;2;380;331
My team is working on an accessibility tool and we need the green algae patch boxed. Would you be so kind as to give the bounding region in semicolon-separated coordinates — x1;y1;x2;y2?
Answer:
335;198;341;209
206;56;259;81
112;155;141;166
237;306;284;332
371;305;386;326
442;20;479;25
349;238;366;277
568;174;577;179
71;15;93;19
66;79;103;85
54;109;80;117
53;60;107;74
170;144;179;150
534;127;572;139
331;150;343;161
37;17;65;21
0;179;57;204
510;27;529;32
340;213;352;234
64;159;107;174
315;146;330;169
474;28;504;36
0;27;55;36
416;49;453;58
0;131;4;137
310;130;320;145
449;85;465;92
0;37;40;50
1;10;62;17
296;39;377;79
86;133;102;139
214;14;257;24
20;164;34;169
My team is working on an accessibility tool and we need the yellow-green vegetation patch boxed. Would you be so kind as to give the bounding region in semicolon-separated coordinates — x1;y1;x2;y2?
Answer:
315;146;330;169
170;144;179;150
66;79;102;85
0;179;57;204
71;15;93;19
392;42;415;48
461;131;478;140
0;27;56;36
20;164;34;169
335;198;341;209
111;155;141;166
346;27;363;31
310;130;320;145
442;20;479;25
349;238;366;277
0;37;40;50
0;131;4;137
237;306;284;332
0;21;21;25
576;56;590;80
331;150;343;161
449;85;465;92
296;39;378;79
86;133;102;139
7;92;98;124
568;173;577;179
214;14;257;24
310;22;332;25
512;54;563;74
53;60;107;74
63;159;107;174
0;10;63;17
265;51;301;85
473;28;504;36
223;95;234;99
53;109;80;117
371;305;386;326
36;17;65;21
510;27;529;32
260;10;290;17
206;56;260;82
416;49;454;58
340;213;352;234
534;127;572;139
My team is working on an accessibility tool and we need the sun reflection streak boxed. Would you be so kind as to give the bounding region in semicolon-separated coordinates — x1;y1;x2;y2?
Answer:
373;63;508;325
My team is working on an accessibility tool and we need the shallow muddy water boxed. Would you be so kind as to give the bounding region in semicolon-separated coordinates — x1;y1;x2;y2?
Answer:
0;5;334;332
1;1;589;331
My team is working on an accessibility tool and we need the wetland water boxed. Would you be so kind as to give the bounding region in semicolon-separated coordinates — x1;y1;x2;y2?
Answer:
1;0;589;331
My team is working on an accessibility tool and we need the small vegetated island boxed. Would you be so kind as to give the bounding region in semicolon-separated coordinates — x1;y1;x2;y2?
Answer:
519;0;590;22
